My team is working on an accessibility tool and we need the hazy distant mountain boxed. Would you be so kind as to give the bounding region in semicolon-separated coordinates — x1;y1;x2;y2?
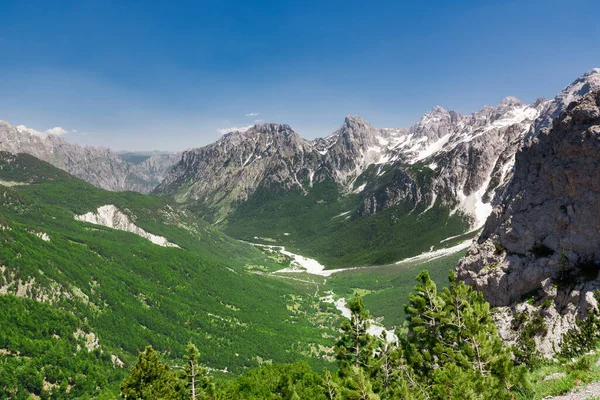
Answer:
117;150;177;165
0;124;181;193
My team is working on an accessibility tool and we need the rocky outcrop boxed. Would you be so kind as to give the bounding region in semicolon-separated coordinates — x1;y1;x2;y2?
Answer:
529;68;600;139
75;205;180;248
0;121;181;193
456;89;600;354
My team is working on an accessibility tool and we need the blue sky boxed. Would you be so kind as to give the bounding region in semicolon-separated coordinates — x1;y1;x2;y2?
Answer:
0;0;598;151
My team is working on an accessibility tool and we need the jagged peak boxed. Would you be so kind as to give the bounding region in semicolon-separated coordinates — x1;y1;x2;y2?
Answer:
250;122;295;134
415;105;459;125
562;68;600;94
426;105;449;115
342;115;372;130
498;96;523;107
332;115;376;144
344;114;368;123
582;67;600;77
532;97;548;108
220;122;297;141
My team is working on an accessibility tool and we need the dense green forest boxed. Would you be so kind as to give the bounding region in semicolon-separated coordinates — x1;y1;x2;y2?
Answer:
0;153;341;398
117;273;600;399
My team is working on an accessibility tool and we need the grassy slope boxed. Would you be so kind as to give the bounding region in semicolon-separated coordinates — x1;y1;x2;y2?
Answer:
0;153;339;397
327;251;466;327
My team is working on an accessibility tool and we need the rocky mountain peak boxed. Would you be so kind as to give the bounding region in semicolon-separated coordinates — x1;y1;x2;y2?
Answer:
558;68;600;102
338;115;374;138
251;122;295;135
532;97;548;108
409;105;461;141
429;105;448;114
329;115;381;154
498;96;523;107
343;114;371;127
218;123;304;153
530;68;600;137
583;67;600;77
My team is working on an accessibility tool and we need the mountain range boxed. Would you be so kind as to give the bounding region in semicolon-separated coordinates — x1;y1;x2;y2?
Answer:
154;68;600;266
1;69;599;267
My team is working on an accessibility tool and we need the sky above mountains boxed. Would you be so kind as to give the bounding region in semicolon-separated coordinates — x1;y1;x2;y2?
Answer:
0;0;598;151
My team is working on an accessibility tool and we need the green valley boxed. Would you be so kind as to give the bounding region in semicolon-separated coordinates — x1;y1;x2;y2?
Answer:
222;170;469;268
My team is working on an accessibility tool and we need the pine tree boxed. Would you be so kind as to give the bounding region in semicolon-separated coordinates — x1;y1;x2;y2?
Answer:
335;294;375;374
402;270;525;398
184;342;207;399
371;337;423;400
372;331;395;393
342;366;380;400
120;346;179;400
323;368;341;400
402;270;446;377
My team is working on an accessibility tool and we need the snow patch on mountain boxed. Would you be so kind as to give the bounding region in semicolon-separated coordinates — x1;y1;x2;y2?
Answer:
75;205;180;248
395;240;473;264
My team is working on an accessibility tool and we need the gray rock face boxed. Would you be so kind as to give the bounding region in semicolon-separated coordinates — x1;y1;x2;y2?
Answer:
156;123;329;221
0;121;181;193
456;90;600;354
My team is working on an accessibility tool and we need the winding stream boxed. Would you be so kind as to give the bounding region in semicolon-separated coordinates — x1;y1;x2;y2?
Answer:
251;239;470;343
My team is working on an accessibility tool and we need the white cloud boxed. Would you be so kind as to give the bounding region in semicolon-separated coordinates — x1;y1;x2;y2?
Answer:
16;125;71;137
45;127;69;136
245;112;259;117
218;125;253;135
254;119;264;123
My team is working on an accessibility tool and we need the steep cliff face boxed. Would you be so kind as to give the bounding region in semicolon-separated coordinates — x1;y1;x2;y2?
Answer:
529;68;600;139
0;121;180;193
456;90;600;354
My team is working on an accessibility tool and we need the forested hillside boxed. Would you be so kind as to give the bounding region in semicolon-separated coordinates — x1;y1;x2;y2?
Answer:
0;152;341;398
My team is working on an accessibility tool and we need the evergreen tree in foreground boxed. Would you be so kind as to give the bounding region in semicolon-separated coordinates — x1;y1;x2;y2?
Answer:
120;346;180;400
402;270;527;399
335;294;375;375
184;342;204;399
